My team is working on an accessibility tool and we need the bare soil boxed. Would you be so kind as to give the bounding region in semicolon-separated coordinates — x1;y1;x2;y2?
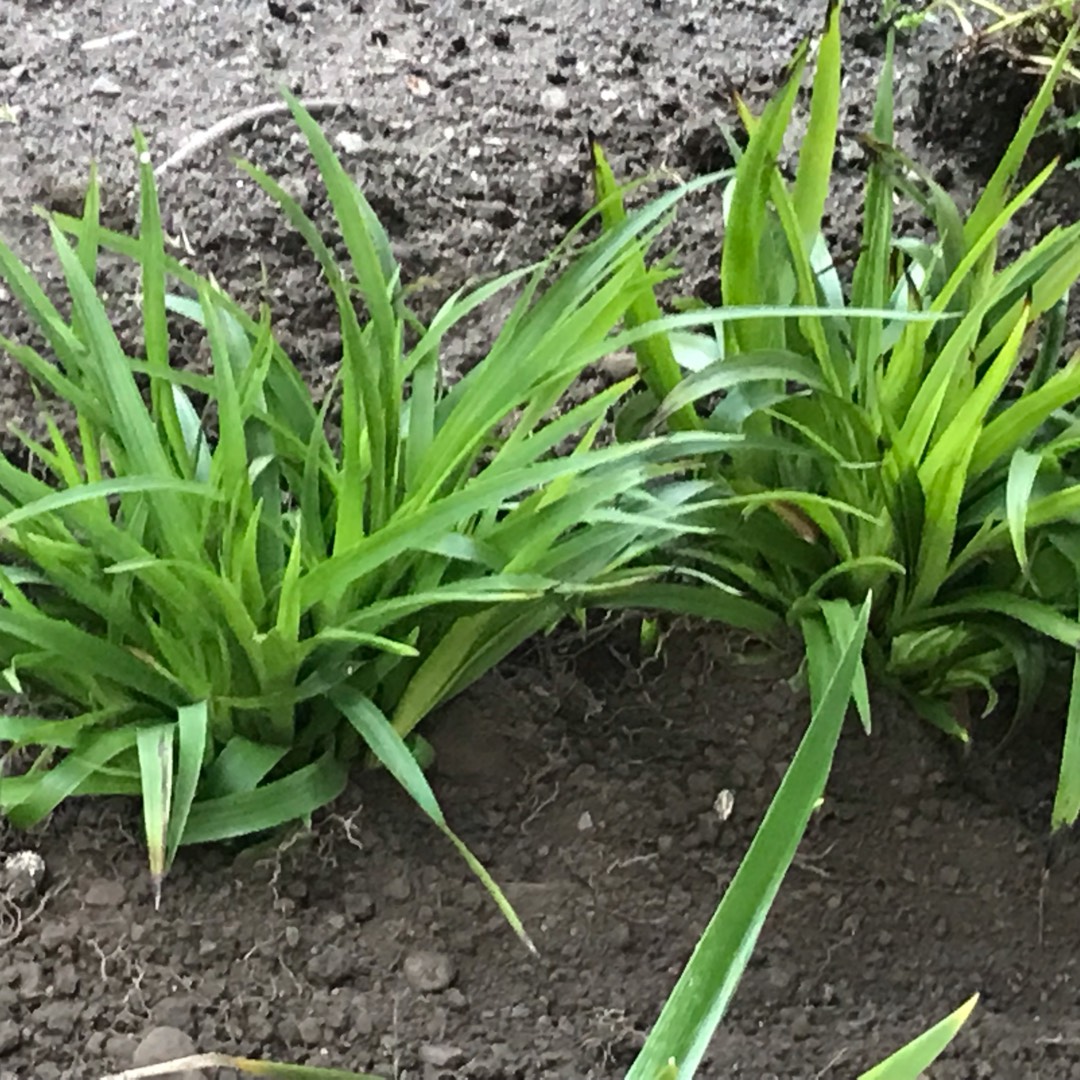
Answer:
2;1;1080;1077
3;627;1080;1080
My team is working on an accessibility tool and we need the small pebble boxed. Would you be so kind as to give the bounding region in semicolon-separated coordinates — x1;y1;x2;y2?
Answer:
33;1001;80;1035
343;892;375;922
791;1012;812;1040
335;131;366;155
384;875;411;901
0;1021;21;1054
38;921;75;951
305;944;360;986
939;865;961;888
132;1027;201;1080
89;75;123;97
403;950;456;993
105;1032;138;1065
83;879;126;908
51;964;79;997
419;1043;466;1068
296;1017;322;1046
1;851;46;902
149;994;197;1030
277;175;309;206
540;87;569;114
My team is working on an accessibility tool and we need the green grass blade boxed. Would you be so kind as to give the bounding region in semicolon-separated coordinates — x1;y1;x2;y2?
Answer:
627;593;871;1080
721;39;809;355
170;386;211;482
653;350;829;426
858;995;978;1079
0;475;218;533
233;157;376;550
47;223;167;472
45;222;202;563
4;728;139;826
284;91;401;533
591;582;780;634
181;753;348;844
165;702;209;866
136;724;174;907
274;527;305;642
590;142;703;432
819;599;872;733
39;413;88;488
405;345;439;491
1053;588;1080;830
388;603;560;740
70;163;101;342
201;736;288;799
1029;290;1069;392
0;333;101;422
134;129;189;478
0;608;182;704
0;238;89;377
911;304;1031;608
283;92;398;376
972;354;1080;476
975;235;1080;366
1005;448;1041;573
202;282;252;506
851;32;895;412
908;593;1080;647
301;432;739;612
792;0;840;252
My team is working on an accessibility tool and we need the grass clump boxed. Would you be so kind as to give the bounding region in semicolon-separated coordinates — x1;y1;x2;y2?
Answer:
596;4;1080;824
0;13;1000;1080
0;93;736;924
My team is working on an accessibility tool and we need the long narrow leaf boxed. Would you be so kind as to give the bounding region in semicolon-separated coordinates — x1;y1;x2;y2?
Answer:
858;995;979;1080
627;593;871;1079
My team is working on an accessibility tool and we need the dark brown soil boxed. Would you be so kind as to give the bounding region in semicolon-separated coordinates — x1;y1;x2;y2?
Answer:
3;1;1080;1078
3;626;1080;1079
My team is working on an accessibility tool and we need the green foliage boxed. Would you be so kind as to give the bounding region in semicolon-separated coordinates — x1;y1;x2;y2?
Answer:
596;7;1080;825
0;94;740;919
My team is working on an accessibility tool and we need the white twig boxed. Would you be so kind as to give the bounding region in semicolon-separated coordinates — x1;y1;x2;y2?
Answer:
81;29;140;51
153;98;357;178
100;1055;225;1079
100;1054;383;1079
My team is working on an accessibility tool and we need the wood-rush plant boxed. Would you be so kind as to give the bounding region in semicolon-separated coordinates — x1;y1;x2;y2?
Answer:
594;4;1080;827
0;94;740;928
